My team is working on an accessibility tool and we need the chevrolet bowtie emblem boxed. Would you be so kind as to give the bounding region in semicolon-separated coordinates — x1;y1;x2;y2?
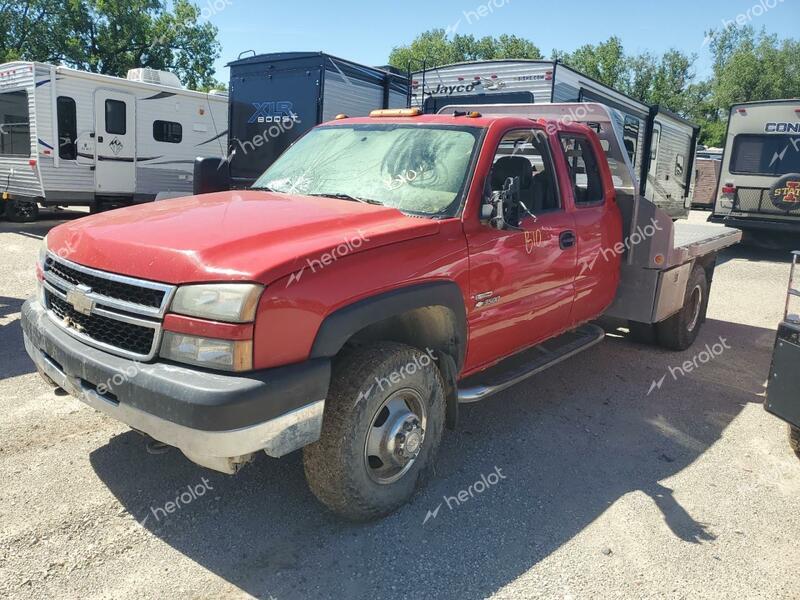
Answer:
66;284;95;316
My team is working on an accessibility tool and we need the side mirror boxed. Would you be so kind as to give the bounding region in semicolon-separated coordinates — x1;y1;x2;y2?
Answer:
193;157;230;195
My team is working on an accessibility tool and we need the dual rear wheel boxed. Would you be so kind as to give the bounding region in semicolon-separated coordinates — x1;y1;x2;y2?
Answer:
629;264;709;351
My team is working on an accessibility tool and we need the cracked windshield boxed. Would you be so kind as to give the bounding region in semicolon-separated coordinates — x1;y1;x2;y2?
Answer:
253;124;479;216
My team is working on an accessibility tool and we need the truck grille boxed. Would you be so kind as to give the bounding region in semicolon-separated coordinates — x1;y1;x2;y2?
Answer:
45;257;166;309
734;187;793;216
46;290;156;357
42;254;176;360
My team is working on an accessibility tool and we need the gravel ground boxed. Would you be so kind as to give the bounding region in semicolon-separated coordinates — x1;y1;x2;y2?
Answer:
1;210;799;600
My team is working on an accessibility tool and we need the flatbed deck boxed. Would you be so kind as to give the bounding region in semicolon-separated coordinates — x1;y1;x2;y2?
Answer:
671;221;742;265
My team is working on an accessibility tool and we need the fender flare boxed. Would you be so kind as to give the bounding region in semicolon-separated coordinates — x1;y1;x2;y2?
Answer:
309;281;468;369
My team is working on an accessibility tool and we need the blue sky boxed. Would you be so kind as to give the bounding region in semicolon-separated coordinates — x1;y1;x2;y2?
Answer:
205;0;799;83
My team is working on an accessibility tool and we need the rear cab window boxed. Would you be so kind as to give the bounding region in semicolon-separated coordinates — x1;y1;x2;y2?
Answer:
0;89;31;156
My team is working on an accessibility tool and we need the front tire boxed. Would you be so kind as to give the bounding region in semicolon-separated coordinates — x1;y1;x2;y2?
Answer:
656;264;709;351
303;342;445;521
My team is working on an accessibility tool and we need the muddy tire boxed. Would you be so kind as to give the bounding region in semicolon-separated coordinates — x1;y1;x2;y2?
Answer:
790;426;800;459
656;264;709;351
5;199;39;223
303;342;445;521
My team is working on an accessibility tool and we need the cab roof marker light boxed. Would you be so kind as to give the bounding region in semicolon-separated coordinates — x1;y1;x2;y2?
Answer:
369;108;422;118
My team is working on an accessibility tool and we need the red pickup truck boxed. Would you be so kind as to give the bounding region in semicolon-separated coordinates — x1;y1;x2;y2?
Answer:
21;104;741;520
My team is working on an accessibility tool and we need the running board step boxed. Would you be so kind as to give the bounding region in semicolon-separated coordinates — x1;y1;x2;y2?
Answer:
457;324;606;403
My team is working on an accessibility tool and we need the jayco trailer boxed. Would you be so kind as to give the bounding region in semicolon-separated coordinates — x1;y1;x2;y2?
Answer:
710;100;800;235
0;62;228;221
215;52;409;190
414;60;698;219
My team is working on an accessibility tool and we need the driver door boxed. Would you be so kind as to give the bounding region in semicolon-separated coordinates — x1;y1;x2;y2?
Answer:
464;128;577;371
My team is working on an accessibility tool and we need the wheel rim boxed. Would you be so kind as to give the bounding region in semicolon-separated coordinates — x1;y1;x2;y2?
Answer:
12;202;36;219
364;388;427;485
687;284;703;333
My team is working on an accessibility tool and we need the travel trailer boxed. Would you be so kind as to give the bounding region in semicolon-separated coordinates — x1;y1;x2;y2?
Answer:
710;100;800;235
413;60;699;219
0;62;228;221
205;52;409;191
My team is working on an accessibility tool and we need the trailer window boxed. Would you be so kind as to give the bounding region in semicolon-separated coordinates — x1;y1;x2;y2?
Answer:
105;99;126;135
153;120;182;144
254;124;480;217
560;135;604;205
623;116;640;166
675;154;685;178
57;96;77;160
730;134;800;176
0;90;31;156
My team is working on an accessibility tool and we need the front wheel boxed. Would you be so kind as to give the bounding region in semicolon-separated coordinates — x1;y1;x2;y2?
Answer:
790;426;800;459
303;342;445;521
656;264;709;351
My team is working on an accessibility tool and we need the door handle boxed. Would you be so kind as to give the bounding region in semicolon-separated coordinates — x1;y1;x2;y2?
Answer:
97;136;104;143
559;230;576;250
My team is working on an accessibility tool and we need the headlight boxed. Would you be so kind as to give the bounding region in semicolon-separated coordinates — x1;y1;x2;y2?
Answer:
170;283;263;323
160;332;253;371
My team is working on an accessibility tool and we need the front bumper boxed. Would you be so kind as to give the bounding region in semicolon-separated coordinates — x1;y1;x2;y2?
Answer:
21;299;330;473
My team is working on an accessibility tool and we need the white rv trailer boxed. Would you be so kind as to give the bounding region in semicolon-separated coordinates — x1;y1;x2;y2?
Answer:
0;62;228;221
413;60;699;219
709;100;800;235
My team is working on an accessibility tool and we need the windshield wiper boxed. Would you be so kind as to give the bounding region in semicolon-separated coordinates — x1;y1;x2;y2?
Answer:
306;192;383;206
251;185;276;192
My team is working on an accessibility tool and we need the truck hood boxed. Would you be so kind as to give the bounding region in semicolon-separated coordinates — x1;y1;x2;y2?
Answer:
48;191;441;285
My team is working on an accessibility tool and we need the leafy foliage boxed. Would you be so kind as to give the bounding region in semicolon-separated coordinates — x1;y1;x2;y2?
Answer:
0;0;223;90
388;29;542;71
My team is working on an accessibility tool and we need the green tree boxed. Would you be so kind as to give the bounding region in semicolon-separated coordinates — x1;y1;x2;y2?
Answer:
0;0;223;90
709;25;800;108
388;29;542;71
553;36;627;89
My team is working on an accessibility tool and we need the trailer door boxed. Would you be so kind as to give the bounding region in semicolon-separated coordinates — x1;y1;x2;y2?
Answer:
94;90;135;194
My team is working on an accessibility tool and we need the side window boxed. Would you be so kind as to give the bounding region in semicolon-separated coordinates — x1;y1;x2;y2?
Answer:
105;99;126;135
489;128;560;218
650;124;661;164
623;116;640;166
675;154;685;178
153;120;182;144
560;135;605;206
56;96;77;160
